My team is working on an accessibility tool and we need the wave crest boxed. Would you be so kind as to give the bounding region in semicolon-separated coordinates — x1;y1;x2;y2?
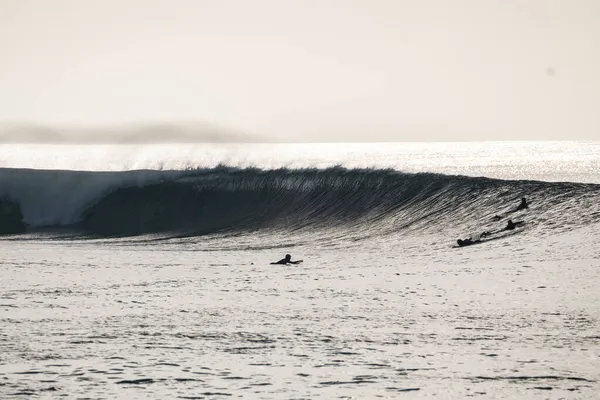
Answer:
1;166;598;237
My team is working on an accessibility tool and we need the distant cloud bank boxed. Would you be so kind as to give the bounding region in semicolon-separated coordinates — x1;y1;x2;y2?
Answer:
0;122;264;144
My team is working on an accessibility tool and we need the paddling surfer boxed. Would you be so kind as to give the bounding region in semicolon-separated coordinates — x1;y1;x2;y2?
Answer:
270;254;303;265
515;197;528;211
457;231;491;247
505;219;524;230
492;197;529;220
457;238;477;247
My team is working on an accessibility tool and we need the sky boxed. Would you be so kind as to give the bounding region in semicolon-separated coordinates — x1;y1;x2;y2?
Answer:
1;0;599;142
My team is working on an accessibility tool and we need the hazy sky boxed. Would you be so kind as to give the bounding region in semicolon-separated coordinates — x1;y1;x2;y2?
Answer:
1;0;599;141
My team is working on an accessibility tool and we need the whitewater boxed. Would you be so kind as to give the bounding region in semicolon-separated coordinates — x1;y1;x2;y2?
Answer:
1;142;599;399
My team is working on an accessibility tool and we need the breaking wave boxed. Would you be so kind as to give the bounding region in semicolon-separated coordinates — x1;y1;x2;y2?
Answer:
1;166;599;238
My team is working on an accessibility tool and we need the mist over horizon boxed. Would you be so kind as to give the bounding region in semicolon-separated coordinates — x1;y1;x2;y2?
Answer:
2;122;596;145
0;122;268;144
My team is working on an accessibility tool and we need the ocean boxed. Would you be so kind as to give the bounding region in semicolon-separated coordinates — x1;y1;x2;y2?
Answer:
1;142;599;399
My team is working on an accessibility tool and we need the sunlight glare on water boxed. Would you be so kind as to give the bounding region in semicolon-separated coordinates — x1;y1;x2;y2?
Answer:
2;141;600;183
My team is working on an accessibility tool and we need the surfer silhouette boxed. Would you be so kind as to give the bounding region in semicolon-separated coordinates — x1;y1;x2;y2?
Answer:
457;218;524;247
492;197;529;220
270;254;303;265
457;238;476;247
465;221;524;244
516;197;528;211
505;219;524;230
457;231;491;247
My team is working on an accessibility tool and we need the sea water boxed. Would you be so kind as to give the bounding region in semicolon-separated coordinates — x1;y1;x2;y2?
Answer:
1;142;599;399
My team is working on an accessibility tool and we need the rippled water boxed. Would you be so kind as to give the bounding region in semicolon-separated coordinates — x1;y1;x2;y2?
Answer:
2;225;599;399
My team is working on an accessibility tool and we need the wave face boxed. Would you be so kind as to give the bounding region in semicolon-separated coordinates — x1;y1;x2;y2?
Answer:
0;198;26;234
0;168;187;227
1;167;599;238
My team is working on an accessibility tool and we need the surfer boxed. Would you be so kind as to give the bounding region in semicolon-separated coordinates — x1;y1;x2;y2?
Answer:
492;197;529;221
457;231;491;247
516;197;528;211
457;238;476;247
456;221;523;247
270;254;303;265
505;219;524;230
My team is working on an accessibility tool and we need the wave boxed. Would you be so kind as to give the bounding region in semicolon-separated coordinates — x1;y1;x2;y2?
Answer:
1;166;599;238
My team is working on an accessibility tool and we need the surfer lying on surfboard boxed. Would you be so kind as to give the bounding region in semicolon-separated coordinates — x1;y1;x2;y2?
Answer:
457;231;492;247
270;254;303;265
485;219;525;234
456;220;525;246
504;219;524;230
